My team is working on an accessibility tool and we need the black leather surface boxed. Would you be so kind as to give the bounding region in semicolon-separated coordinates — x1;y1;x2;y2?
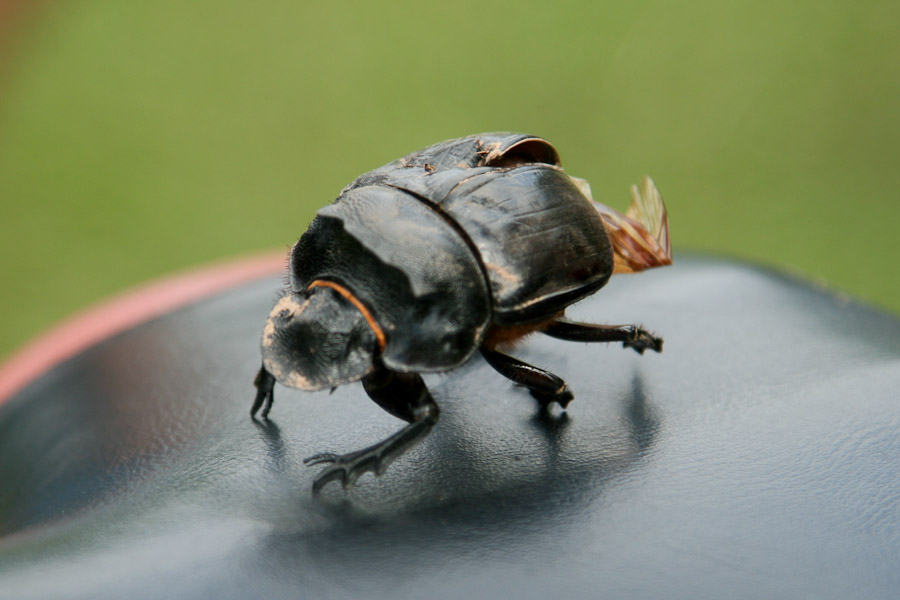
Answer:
1;255;899;599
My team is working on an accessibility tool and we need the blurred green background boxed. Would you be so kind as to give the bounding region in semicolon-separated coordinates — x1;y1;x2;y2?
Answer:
1;0;898;360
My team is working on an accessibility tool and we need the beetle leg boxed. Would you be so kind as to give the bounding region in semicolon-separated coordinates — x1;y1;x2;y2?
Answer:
480;347;574;409
543;318;663;355
251;364;276;420
303;368;439;492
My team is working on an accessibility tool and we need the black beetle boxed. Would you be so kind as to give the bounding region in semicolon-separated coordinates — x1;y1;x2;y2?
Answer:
252;132;672;492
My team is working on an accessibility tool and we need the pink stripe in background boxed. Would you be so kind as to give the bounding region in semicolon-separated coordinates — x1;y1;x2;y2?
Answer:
0;252;285;406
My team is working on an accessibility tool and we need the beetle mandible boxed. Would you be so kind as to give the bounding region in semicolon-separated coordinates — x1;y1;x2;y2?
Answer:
251;132;672;492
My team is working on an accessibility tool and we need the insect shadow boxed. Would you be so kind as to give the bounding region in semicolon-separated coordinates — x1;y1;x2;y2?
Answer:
249;371;661;587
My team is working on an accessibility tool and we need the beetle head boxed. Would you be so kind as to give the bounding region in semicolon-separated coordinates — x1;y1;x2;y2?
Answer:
260;286;377;391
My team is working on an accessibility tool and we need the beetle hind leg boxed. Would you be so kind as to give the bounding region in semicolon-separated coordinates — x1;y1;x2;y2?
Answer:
304;368;439;492
480;347;574;409
543;317;663;355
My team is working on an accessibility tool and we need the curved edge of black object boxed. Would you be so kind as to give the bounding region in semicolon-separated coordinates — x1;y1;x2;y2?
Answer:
0;254;899;600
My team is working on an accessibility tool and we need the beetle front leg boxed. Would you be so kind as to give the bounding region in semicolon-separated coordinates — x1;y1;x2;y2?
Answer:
251;364;276;419
303;368;439;492
480;347;574;409
543;318;663;355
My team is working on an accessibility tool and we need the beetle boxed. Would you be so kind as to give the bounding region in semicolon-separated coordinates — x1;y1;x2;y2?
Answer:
251;132;672;492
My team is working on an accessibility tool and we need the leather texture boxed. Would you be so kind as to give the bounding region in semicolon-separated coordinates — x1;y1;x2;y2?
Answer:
1;255;899;599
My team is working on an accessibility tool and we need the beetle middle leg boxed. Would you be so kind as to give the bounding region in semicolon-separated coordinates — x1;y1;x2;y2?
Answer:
480;347;574;409
543;317;663;354
303;368;439;492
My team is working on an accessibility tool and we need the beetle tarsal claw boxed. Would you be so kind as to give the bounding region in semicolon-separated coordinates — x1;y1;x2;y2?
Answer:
304;447;389;492
622;327;664;355
528;385;574;410
302;452;340;467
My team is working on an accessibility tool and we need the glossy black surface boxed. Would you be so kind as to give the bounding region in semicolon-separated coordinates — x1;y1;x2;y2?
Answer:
1;255;899;599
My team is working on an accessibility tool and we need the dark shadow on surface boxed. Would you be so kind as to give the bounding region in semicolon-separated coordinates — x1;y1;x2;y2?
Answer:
529;403;572;436
243;371;663;596
623;374;660;454
253;418;287;472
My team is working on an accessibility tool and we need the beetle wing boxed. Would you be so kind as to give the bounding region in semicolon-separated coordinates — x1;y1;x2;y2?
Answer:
394;132;559;170
588;176;672;274
343;133;560;201
477;134;560;168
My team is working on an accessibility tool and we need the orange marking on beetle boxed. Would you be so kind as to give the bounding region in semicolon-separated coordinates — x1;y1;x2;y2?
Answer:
307;280;386;351
481;313;562;350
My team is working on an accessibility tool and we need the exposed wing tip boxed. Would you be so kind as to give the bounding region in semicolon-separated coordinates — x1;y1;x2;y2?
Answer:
595;175;673;274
